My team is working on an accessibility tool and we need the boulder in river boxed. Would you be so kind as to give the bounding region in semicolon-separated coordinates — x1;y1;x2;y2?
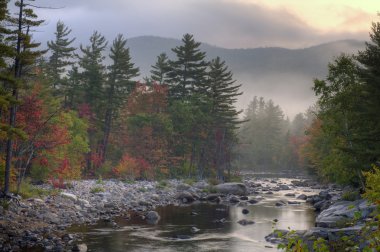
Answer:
176;192;195;203
248;199;259;204
316;199;375;228
297;194;307;200
146;211;160;224
214;183;247;196
72;244;87;252
275;200;287;207
206;194;222;203
237;219;255;225
229;196;240;203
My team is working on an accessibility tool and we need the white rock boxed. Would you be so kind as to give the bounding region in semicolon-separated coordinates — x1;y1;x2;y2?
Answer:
60;192;78;202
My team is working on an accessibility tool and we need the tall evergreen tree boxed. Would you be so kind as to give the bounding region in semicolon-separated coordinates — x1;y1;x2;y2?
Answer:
77;31;107;175
47;21;76;94
207;57;242;179
356;20;380;165
101;34;139;162
78;31;107;111
168;33;207;100
150;53;170;84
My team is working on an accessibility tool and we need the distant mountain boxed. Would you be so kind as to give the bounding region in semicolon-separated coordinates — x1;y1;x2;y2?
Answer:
127;36;365;118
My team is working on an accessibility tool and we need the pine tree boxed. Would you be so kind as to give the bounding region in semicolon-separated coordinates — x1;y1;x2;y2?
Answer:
47;21;76;100
356;20;380;165
150;53;170;84
77;31;107;175
168;33;207;100
207;57;242;179
78;31;107;111
101;34;139;162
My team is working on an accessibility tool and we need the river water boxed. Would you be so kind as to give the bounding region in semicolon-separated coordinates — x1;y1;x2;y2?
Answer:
70;178;317;252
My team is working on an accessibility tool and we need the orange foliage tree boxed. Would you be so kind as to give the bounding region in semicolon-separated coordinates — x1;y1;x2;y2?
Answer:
111;83;172;179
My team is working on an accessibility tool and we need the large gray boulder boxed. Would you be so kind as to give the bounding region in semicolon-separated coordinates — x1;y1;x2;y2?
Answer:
214;183;247;196
316;199;375;228
176;191;195;203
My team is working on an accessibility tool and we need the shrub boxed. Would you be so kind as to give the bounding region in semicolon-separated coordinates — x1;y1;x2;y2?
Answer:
15;179;52;199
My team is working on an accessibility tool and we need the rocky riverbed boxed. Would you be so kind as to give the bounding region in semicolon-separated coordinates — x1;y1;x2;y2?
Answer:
0;176;374;251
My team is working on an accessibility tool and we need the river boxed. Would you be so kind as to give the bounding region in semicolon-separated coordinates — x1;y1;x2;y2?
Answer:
69;177;317;252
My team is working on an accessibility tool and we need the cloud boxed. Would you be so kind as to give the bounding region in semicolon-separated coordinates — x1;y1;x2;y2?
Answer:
30;0;370;49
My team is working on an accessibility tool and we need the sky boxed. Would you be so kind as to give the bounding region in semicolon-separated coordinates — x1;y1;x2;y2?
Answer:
31;0;378;49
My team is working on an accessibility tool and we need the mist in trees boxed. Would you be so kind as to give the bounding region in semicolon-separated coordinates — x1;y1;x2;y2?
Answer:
237;96;314;173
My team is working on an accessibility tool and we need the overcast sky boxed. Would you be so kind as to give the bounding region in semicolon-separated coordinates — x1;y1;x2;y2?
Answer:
28;0;378;49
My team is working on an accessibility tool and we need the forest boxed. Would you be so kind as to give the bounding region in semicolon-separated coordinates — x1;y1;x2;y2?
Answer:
0;0;380;197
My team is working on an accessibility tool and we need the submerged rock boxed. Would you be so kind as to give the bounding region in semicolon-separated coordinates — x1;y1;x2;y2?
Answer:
237;219;254;225
190;226;200;233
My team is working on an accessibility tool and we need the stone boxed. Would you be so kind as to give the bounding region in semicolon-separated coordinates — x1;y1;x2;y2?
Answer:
146;211;160;221
72;243;87;252
297;194;307;200
285;193;295;197
193;181;209;189
288;201;301;205
316;199;375;228
229;196;240;203
242;209;249;214
77;199;91;208
275;201;286;207
248;199;259;204
174;234;192;239
240;196;248;201
319;190;332;200
60;193;78;202
176;192;195;203
279;185;290;190
313;200;331;211
214;183;247;196
176;183;191;191
237;219;255;225
206;194;222;203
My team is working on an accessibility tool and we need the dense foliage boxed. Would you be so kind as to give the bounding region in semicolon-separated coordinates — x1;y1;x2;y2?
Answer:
299;20;380;188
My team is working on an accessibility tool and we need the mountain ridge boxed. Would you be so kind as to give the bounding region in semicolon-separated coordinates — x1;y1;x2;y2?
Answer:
125;36;365;117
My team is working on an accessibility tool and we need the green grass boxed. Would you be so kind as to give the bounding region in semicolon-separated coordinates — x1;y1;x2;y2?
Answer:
14;179;58;199
90;186;105;193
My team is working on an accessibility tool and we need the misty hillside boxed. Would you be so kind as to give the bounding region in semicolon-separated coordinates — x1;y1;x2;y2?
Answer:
127;36;365;117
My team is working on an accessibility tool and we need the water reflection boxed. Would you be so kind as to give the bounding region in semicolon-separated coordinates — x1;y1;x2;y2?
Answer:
71;192;316;252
